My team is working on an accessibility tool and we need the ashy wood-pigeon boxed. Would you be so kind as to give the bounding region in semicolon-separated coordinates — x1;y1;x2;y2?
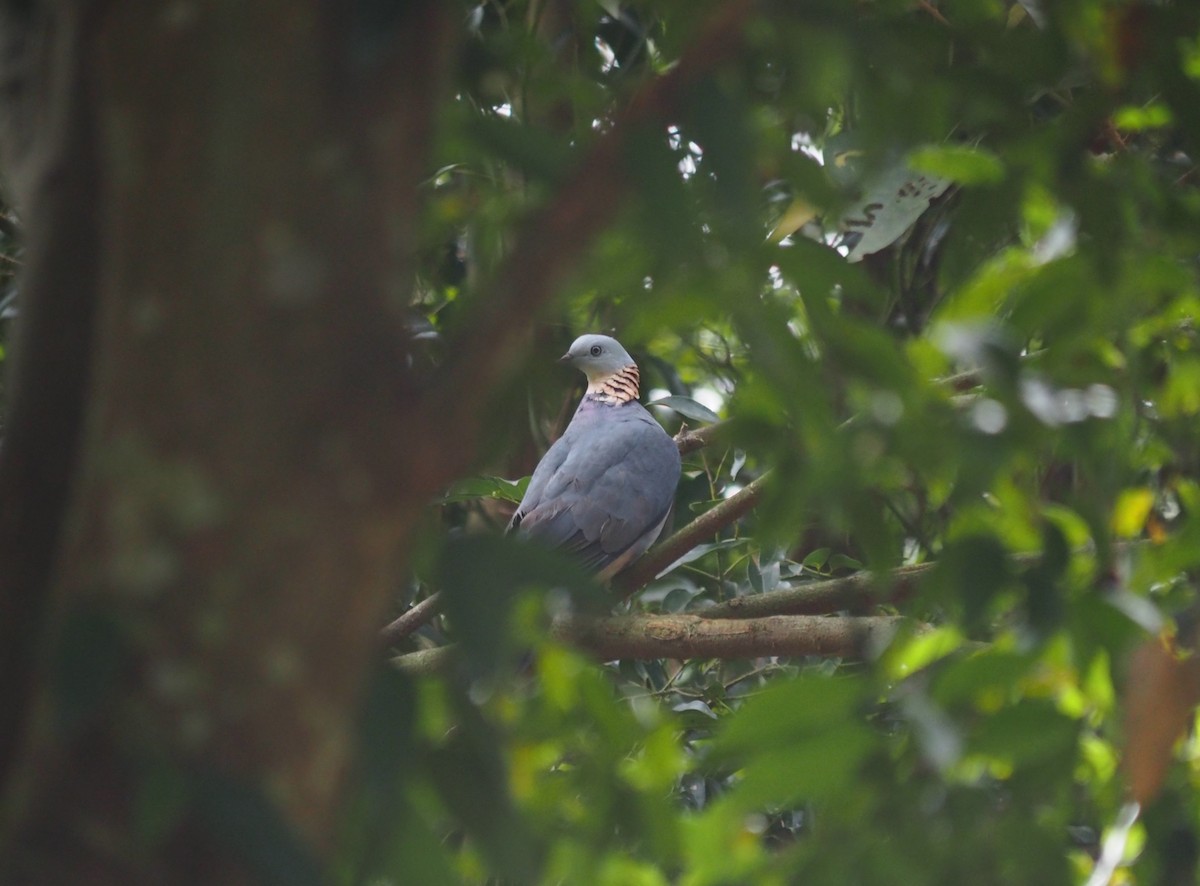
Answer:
510;334;681;580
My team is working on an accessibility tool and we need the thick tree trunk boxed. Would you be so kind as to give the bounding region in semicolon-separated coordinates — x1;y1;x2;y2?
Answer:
0;2;455;879
0;0;103;798
0;0;755;877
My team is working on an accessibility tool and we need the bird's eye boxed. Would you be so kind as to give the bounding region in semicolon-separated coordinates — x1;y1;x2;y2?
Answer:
589;345;602;357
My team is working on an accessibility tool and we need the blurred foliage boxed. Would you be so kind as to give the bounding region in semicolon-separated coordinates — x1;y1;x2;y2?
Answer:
226;0;1200;881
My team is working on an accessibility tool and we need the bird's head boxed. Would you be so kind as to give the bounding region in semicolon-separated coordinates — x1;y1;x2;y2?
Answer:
560;334;636;382
561;334;640;403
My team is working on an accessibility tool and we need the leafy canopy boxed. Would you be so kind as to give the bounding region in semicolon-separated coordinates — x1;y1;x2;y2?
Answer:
357;1;1200;883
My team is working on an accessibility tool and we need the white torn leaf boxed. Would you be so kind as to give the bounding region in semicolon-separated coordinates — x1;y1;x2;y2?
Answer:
837;161;952;263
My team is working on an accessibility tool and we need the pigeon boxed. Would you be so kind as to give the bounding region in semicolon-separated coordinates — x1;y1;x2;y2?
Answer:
510;334;682;580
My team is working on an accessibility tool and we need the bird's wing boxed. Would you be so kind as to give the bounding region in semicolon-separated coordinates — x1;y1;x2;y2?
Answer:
512;404;680;573
507;432;572;533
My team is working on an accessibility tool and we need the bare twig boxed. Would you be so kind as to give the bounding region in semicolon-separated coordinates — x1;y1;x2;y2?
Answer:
917;0;951;26
380;591;442;646
940;368;984;393
674;420;729;456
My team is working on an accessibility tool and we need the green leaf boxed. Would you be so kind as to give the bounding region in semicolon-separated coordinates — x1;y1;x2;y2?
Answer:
931;535;1015;629
715;674;865;755
468;115;572;182
438;534;598;676
439;475;529;505
429;728;542;882
648;395;720;423
1112;103;1173;131
747;549;781;594
356;665;417;795
686;75;759;247
828;553;864;572
1112;488;1154;538
908;144;1005;185
971;700;1078;768
932;650;1034;707
881;625;965;680
656;538;747;577
801;547;831;570
625;123;702;266
726;722;875;808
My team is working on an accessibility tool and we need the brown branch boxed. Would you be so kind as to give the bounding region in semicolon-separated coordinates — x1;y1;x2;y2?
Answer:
674;420;729;456
553;613;910;661
389;612;912;673
917;0;951;27
702;561;937;619
391;645;457;676
700;549;1068;620
380;591;442;646
614;472;770;598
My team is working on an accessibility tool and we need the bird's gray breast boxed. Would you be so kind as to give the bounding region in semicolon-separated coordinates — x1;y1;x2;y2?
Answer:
511;399;681;574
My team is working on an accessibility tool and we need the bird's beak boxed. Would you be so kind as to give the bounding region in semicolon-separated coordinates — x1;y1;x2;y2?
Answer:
558;352;572;364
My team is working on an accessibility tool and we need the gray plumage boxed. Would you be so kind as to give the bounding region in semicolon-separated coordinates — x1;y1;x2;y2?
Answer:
510;334;681;579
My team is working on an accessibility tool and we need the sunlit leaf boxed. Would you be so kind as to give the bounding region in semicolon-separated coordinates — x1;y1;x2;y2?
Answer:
908;144;1005;185
1112;488;1154;539
882;625;965;680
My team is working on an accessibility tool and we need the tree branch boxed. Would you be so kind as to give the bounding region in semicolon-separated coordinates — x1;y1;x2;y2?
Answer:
674;420;729;456
392;645;457;677
700;548;1075;620
392;612;911;672
614;472;770;597
701;561;937;619
379;591;442;646
553;612;909;661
